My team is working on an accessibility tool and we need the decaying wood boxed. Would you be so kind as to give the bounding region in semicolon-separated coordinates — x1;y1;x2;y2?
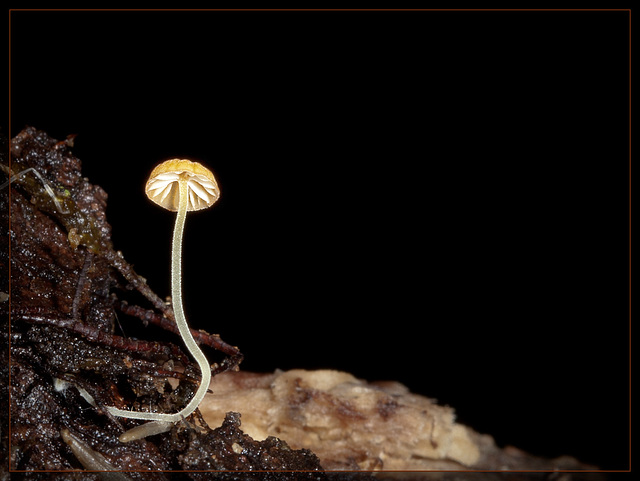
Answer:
1;127;607;481
198;369;606;474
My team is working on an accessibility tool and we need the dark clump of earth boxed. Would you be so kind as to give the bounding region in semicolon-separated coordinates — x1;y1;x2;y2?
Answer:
2;126;326;480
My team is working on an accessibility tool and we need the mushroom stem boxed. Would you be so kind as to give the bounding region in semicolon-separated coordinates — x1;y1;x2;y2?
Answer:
106;176;211;431
169;177;212;416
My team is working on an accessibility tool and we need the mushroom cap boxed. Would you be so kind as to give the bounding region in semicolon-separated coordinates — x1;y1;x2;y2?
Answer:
145;159;220;212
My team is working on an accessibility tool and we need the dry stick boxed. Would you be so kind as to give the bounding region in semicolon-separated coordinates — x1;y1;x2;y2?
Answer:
103;249;172;319
115;300;242;359
14;309;190;365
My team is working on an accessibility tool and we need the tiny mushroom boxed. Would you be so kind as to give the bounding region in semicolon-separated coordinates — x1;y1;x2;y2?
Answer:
106;159;220;441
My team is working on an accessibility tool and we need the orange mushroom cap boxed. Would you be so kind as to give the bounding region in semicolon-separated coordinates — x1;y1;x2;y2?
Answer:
145;159;220;212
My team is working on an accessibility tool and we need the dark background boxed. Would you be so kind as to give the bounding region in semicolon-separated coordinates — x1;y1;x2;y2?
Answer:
9;9;630;471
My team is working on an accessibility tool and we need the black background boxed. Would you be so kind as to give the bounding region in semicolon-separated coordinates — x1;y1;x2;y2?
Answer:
9;9;630;471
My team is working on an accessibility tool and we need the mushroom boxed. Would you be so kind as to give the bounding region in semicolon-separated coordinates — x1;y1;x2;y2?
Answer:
106;159;220;440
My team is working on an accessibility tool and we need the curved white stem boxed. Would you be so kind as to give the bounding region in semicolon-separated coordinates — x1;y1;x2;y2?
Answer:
107;178;211;432
168;178;212;417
